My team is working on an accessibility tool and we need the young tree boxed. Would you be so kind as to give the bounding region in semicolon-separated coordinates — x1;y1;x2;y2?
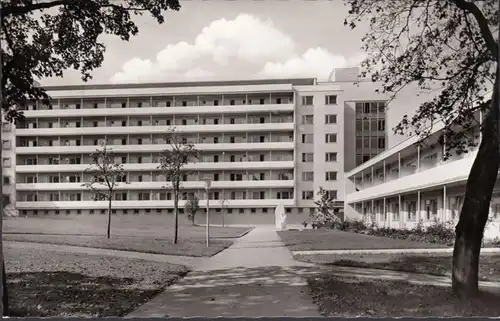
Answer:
0;0;181;315
220;194;228;227
185;196;200;226
344;0;498;296
311;187;342;228
82;144;127;239
158;128;198;244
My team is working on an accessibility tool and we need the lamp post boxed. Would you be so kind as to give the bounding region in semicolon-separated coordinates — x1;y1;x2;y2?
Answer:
204;179;211;247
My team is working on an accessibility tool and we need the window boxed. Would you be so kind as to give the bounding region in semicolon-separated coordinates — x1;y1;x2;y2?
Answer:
182;101;187;107
378;138;386;149
121;102;127;108
302;171;314;181
363;102;370;113
301;153;314;162
259;99;265;105
325;95;337;105
230;100;235;105
325;152;337;162
325;171;337;181
407;201;417;221
325;114;337;124
378;119;385;131
325;133;337;143
301;96;314;106
425;199;438;220
326;190;338;199
301;115;314;124
301;134;314;144
2;140;11;150
3;176;10;185
2;158;11;167
2;123;11;132
391;203;400;221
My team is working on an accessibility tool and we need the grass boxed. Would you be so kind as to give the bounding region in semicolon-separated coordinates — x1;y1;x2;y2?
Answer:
295;253;500;282
4;245;189;317
277;229;447;251
308;274;500;317
4;216;253;257
4;234;233;257
4;216;252;238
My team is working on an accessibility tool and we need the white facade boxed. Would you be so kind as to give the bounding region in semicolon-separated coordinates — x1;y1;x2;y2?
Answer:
344;111;500;241
10;70;406;224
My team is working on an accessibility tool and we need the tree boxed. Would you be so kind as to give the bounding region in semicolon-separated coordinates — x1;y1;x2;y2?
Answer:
311;187;341;229
82;144;127;239
158;128;198;244
343;0;498;297
185;196;200;226
220;194;228;227
0;0;181;315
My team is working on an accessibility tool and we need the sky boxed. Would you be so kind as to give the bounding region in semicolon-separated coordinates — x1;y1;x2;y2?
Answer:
41;0;370;86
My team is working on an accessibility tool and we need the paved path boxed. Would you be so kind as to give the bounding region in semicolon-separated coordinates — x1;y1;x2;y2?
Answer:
321;265;500;293
127;225;321;317
293;247;500;255
4;241;203;269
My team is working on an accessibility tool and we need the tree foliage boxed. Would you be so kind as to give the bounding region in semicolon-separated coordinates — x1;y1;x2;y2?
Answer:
311;187;341;229
82;143;127;238
343;0;498;297
344;0;497;156
185;196;200;226
0;0;181;122
158;128;198;243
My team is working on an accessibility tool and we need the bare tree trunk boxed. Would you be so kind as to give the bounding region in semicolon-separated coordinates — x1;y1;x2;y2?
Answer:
107;198;112;239
2;261;7;316
173;188;179;244
452;71;499;297
0;116;5;316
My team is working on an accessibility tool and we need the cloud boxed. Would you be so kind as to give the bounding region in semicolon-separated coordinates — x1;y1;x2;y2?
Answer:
110;14;295;83
258;48;366;80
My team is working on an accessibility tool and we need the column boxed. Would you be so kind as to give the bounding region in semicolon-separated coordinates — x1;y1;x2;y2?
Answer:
371;199;375;224
417;145;421;172
417;190;421;221
383;197;387;224
371;166;374;186
383;160;386;183
398;194;402;227
398;152;401;178
443;185;447;221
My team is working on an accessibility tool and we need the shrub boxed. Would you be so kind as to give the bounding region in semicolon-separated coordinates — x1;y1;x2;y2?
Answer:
184;197;200;225
302;221;308;228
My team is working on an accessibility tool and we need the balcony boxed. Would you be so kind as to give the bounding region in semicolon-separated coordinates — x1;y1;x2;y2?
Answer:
346;152;477;203
16;122;294;137
16;179;295;191
22;103;294;119
16;161;295;173
16;142;295;155
16;198;296;210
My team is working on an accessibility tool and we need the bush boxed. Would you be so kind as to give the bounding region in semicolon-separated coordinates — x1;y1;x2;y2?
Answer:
302;221;308;228
310;210;340;230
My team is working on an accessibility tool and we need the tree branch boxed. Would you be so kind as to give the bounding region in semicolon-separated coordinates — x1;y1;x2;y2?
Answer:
2;0;69;17
452;0;498;58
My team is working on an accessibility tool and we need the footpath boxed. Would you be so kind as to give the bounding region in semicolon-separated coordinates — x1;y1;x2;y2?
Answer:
126;225;322;317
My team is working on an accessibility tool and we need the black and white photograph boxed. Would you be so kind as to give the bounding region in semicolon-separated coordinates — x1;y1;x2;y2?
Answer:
0;0;499;318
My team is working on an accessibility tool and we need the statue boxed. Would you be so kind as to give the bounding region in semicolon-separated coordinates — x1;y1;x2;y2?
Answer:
274;203;287;230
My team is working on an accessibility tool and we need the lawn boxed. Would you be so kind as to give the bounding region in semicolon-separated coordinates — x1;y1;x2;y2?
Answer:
295;253;500;282
4;216;251;238
4;244;189;317
308;274;500;317
277;229;447;251
4;216;253;257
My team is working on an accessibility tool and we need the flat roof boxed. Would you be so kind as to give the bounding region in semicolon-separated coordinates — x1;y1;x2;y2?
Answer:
41;78;317;91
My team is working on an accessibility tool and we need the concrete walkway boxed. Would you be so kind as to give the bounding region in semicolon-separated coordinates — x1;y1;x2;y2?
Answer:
4;241;203;269
127;225;321;317
293;247;500;256
320;265;500;293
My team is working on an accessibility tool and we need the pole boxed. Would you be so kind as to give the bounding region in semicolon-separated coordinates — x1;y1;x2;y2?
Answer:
206;190;210;247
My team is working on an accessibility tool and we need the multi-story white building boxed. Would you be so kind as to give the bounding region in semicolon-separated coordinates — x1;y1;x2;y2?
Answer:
344;108;500;241
7;68;410;224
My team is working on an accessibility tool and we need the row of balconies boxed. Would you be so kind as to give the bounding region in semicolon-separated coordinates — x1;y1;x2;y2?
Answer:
16;122;295;137
15;142;295;155
18;132;295;148
18;155;294;166
17;169;295;184
18;187;296;201
23;93;295;111
18;114;294;129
